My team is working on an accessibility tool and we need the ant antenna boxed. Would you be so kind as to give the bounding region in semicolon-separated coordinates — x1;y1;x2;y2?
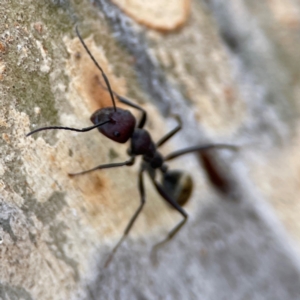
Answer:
75;25;117;112
26;120;111;137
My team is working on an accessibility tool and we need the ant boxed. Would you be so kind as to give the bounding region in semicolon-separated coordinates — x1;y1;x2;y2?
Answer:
27;26;237;266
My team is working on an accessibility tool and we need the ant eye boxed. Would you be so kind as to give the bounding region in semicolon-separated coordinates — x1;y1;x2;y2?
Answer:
114;131;120;137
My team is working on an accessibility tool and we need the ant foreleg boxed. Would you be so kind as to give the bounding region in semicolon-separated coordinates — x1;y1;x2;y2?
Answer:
149;176;188;261
96;76;147;128
117;95;147;129
156;115;182;148
164;144;238;161
104;168;146;267
69;157;135;177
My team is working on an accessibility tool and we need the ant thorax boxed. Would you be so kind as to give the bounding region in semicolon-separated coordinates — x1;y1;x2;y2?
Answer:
130;128;164;169
130;128;154;155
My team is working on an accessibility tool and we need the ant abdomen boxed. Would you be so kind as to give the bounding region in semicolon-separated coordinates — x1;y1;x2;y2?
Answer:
162;170;193;207
91;107;136;143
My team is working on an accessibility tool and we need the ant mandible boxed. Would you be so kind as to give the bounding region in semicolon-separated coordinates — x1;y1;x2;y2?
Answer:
27;26;237;266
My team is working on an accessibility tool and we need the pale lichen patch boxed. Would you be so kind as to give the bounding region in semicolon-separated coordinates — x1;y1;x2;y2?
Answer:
35;40;51;73
2;133;10;144
0;61;6;80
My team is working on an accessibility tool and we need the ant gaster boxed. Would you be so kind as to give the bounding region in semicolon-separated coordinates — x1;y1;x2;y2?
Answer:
27;26;237;266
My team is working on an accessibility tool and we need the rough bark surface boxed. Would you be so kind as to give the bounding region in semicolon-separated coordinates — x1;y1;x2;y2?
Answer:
1;0;300;299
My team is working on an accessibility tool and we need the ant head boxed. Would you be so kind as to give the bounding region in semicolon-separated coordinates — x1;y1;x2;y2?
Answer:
162;170;193;207
91;107;136;143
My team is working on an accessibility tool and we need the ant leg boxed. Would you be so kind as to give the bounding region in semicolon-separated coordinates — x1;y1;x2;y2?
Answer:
165;144;239;161
149;176;188;257
96;76;147;128
26;120;110;137
104;168;146;267
156;115;182;148
69;157;135;177
116;95;147;129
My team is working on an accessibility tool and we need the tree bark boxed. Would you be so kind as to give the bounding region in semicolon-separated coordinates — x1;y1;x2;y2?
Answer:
1;0;300;299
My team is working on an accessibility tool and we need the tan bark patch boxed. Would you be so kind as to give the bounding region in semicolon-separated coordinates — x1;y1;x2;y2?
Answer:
111;0;191;32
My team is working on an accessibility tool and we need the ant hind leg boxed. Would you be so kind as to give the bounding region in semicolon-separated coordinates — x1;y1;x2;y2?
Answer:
149;176;188;263
104;168;146;267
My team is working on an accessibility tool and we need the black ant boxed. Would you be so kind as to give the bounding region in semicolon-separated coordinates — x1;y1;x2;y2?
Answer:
27;26;237;266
